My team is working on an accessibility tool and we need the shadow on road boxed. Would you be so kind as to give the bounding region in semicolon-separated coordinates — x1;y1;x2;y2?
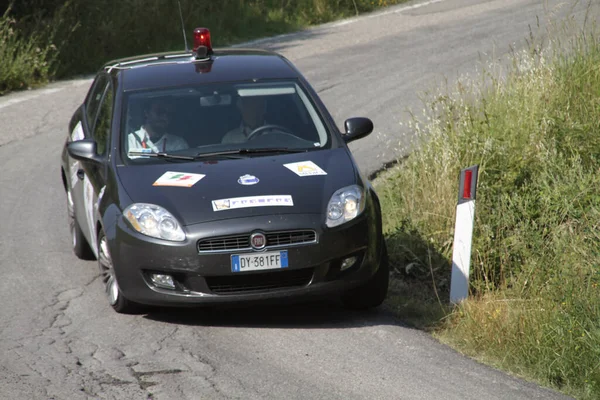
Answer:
382;224;454;330
232;25;332;54
142;297;416;331
134;208;454;330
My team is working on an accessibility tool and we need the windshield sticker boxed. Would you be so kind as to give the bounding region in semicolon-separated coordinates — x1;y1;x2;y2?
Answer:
212;195;293;211
238;174;260;185
153;171;206;187
283;161;327;177
129;148;154;158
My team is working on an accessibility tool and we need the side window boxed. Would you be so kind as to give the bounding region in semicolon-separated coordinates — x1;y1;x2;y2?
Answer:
93;83;114;156
85;74;109;128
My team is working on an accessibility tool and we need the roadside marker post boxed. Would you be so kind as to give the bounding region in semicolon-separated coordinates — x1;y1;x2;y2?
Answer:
450;165;479;304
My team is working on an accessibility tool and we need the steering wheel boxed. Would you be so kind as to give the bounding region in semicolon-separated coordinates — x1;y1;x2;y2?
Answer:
246;124;293;141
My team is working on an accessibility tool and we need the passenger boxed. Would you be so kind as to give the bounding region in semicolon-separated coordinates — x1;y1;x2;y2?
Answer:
128;97;189;155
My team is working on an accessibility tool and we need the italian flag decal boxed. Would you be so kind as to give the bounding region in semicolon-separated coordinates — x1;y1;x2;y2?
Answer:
153;171;206;187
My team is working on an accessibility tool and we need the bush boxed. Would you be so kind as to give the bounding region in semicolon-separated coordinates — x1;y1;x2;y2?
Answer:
0;5;60;94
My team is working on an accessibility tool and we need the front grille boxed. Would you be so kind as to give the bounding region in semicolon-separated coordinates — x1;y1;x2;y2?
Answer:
198;235;249;252
266;231;316;246
205;268;314;294
198;230;316;253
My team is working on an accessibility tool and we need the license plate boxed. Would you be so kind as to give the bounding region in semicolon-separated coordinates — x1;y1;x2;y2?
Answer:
231;250;288;272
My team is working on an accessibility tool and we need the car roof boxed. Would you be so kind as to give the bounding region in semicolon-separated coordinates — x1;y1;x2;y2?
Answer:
103;49;302;92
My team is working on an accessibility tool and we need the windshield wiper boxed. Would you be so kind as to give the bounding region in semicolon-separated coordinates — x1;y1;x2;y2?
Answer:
129;148;307;161
194;148;307;159
128;151;194;161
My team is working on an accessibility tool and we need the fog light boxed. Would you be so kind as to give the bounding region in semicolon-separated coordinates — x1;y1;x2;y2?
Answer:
340;256;357;271
150;274;175;289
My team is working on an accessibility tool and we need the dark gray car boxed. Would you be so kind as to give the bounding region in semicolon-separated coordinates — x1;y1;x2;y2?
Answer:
60;29;389;314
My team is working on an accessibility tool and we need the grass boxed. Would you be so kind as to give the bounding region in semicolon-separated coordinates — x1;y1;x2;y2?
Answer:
376;3;600;398
0;0;409;92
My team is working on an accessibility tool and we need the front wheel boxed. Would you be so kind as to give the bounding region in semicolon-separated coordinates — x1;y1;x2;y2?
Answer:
341;241;390;310
97;230;142;314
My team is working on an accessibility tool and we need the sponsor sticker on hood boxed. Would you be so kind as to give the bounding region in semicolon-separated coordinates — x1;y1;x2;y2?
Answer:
238;174;260;185
153;171;206;187
212;195;293;211
283;161;327;177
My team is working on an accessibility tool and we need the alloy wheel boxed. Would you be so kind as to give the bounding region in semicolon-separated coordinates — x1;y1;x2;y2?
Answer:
98;235;119;305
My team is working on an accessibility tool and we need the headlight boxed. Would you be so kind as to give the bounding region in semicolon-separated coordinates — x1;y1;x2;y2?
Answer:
326;185;366;228
123;203;186;241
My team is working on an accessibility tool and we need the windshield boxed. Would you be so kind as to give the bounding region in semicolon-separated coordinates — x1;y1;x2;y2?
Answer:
121;80;332;163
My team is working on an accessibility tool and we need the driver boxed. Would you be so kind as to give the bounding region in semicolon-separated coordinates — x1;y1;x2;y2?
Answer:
128;97;189;155
221;95;267;144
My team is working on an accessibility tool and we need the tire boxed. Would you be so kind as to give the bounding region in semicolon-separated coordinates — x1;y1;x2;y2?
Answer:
97;230;143;314
341;241;390;310
67;189;95;260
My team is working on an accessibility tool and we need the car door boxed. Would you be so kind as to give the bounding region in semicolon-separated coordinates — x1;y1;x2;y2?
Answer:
78;76;114;255
69;75;110;252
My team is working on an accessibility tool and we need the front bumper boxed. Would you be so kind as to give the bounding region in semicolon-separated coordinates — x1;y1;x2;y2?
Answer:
109;211;381;306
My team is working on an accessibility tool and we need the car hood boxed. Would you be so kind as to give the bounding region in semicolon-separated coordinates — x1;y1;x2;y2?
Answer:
116;148;359;225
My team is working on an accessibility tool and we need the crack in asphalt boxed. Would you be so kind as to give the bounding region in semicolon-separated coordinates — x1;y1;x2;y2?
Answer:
5;282;232;398
11;288;79;344
47;290;81;331
132;369;184;390
156;326;179;350
3;286;122;398
84;273;102;287
169;339;228;398
317;83;340;94
0;139;15;147
112;326;233;398
15;354;51;381
105;327;187;394
36;108;53;134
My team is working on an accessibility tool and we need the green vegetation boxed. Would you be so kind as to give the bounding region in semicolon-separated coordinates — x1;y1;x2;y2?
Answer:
376;10;600;399
0;0;407;94
0;5;61;94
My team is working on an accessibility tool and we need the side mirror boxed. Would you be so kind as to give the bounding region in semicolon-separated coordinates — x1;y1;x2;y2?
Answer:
67;139;102;163
343;117;373;143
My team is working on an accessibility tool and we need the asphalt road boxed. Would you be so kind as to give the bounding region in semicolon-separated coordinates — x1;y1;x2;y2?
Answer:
0;0;595;399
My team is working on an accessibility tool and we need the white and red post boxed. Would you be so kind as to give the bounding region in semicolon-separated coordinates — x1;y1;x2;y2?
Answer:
450;165;479;304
